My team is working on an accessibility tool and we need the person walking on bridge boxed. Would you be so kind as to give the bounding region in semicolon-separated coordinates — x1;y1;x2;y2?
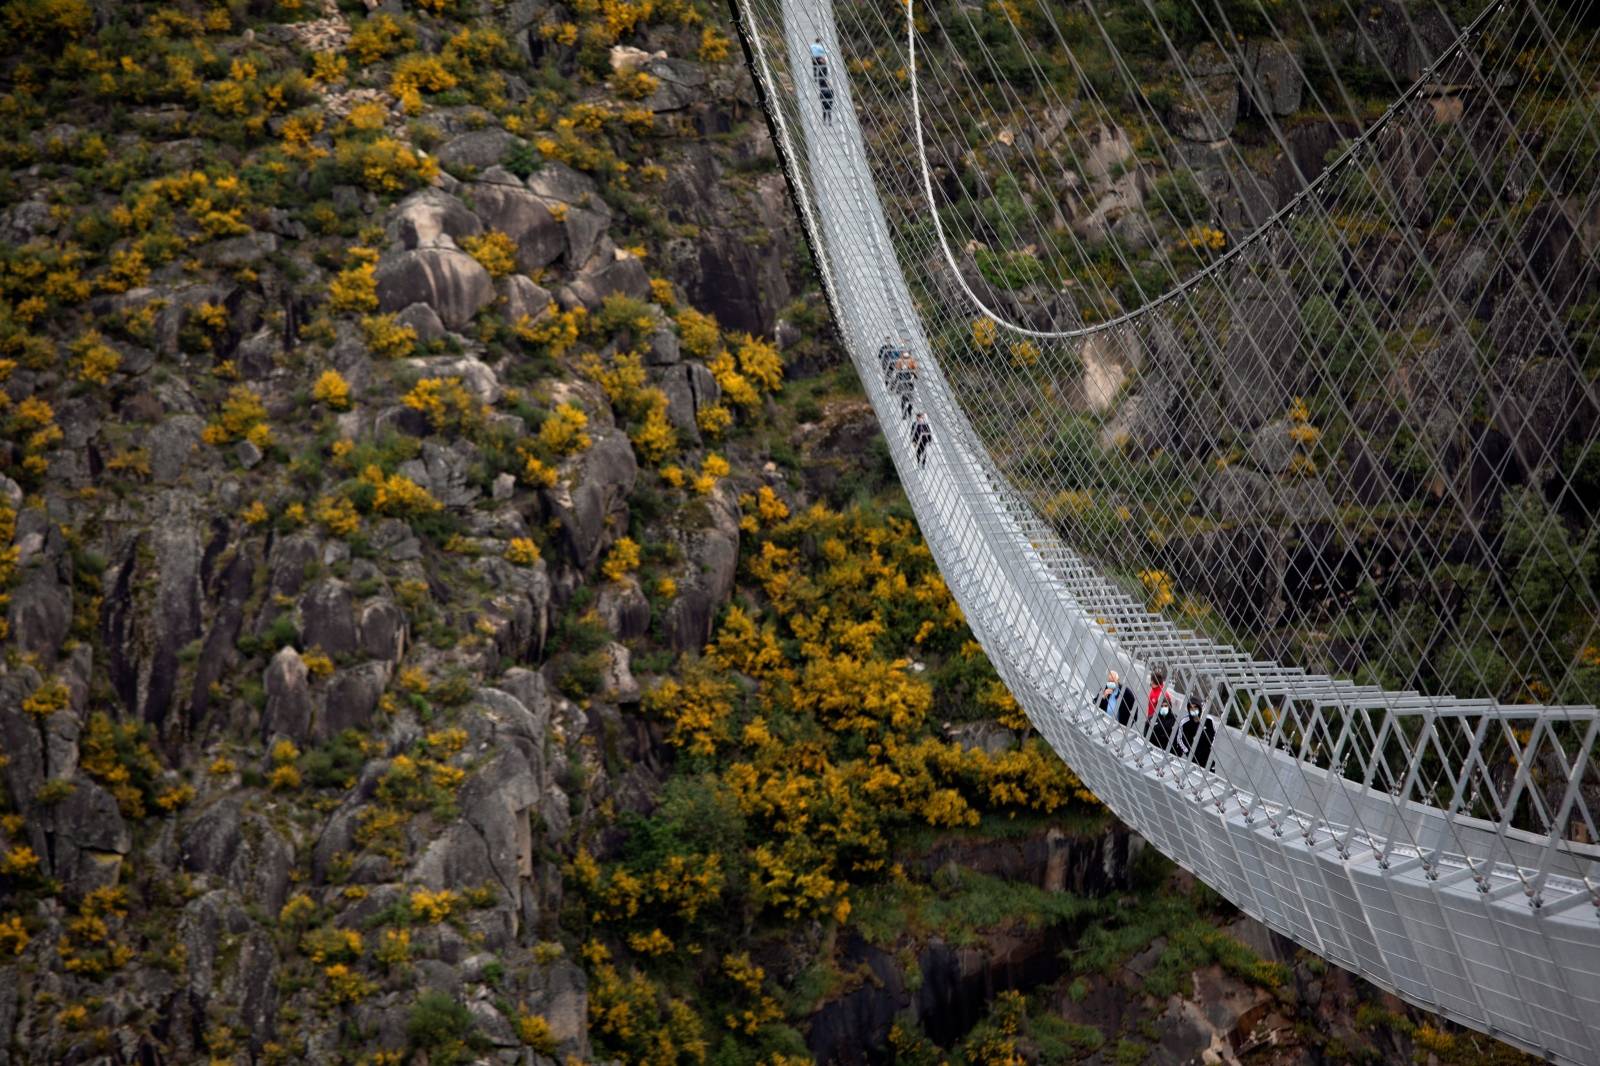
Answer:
1179;696;1215;767
810;37;828;78
878;335;898;384
911;412;932;468
1145;669;1169;725
893;353;917;420
818;78;835;125
1149;699;1178;753
1098;670;1135;726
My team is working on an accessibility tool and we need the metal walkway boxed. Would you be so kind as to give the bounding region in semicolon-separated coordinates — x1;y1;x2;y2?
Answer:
729;0;1600;1060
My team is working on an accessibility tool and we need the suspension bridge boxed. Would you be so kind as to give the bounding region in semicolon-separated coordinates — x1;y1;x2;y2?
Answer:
727;0;1600;1060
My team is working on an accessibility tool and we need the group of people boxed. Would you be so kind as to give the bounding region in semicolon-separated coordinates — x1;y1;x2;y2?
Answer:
1097;668;1215;766
809;46;930;465
878;335;933;467
811;38;835;124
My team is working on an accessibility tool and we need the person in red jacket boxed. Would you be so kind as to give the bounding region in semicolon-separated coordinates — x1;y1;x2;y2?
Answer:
1146;669;1169;721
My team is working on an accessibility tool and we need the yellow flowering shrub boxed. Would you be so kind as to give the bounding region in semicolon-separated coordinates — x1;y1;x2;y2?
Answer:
79;712;166;819
644;667;736;756
409;887;459;923
461;230;518;277
347;466;437;520
0;915;28;956
0;847;40;878
376;928;411;968
517;1013;557;1054
514;305;586;356
21;677;69;718
971;317;997;349
614;70;659;100
313;369;352;410
329;251;379;313
540;402;591;455
602;537;641;582
523;454;559;487
349;12;413;62
361;314;419;358
390;54;458;113
629;391;676;463
403;377;482;434
734;333;783;393
709;350;759;412
626;927;673;955
699;27;731;61
200;386;271;447
506;538;541;565
316;495;362;537
71;330;120;385
675;306;719;359
696;403;732;438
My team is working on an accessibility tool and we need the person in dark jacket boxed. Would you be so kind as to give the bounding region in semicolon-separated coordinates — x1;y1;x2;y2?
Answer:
911;412;932;468
1179;696;1215;767
878;335;898;384
819;79;834;124
1149;700;1178;752
893;354;917;419
1097;669;1136;726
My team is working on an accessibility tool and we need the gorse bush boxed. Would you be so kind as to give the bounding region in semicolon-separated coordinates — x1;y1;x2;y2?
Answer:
574;500;1100;1063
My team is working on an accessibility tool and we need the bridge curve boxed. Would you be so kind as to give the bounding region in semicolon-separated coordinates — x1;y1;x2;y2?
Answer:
728;0;1600;1060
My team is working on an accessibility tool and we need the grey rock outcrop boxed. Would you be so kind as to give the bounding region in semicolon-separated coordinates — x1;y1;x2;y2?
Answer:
299;579;358;657
359;598;408;663
1219;270;1301;428
262;646;313;741
664;482;740;651
45;779;131;897
376;247;495;330
436;128;529;173
398;440;480;509
321;661;391;739
387;187;484;251
99;493;204;732
548;428;639;569
1171;45;1238;142
558;249;652;310
467;179;565;272
1241;39;1303;118
502;274;554;322
641;58;709;112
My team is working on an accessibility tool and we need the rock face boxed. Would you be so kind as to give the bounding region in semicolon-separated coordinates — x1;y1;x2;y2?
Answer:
1240;39;1303;118
435;128;529;173
547;428;639;569
376;247;495;330
262;646;313;741
1171;46;1238;142
1219;270;1301;429
661;145;794;335
559;249;652;310
467;179;565;272
387;187;484;250
99;494;205;733
45;780;131;898
663;483;740;651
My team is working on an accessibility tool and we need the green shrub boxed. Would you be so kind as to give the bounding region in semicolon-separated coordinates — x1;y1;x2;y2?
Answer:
407;991;478;1063
302;730;368;790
